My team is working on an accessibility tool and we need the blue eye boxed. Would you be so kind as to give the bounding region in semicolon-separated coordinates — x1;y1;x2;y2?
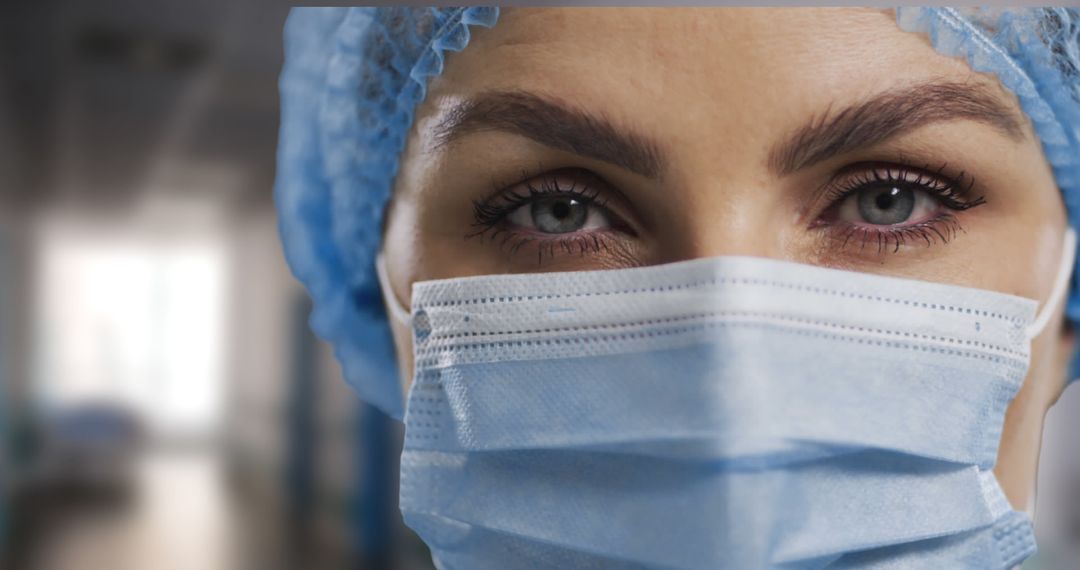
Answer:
507;195;611;234
827;164;984;229
859;186;914;224
817;163;987;254
838;183;938;226
467;168;636;265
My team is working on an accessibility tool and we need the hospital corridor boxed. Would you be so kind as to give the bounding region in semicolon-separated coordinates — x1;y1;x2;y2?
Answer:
2;2;1080;570
0;1;432;568
16;451;235;570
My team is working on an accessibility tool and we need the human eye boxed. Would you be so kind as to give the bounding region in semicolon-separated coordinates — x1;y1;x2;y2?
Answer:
467;167;639;264
812;162;987;254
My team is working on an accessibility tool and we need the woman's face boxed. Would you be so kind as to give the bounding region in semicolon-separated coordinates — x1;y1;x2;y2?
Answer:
382;8;1073;509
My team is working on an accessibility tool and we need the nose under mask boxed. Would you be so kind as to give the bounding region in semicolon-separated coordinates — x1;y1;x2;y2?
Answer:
376;228;1076;569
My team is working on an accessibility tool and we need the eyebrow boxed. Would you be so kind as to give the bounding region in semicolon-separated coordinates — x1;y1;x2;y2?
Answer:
429;90;665;179
429;81;1027;182
768;81;1027;176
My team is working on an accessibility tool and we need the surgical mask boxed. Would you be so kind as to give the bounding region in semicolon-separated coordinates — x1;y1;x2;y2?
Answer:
377;228;1076;569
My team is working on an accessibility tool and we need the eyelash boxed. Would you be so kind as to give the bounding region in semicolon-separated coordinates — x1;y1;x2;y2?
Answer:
468;162;986;263
468;170;624;263
815;162;985;254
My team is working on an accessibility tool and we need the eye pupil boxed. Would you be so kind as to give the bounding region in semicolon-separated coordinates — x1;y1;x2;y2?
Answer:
532;197;589;233
551;200;572;220
858;185;915;225
874;189;896;210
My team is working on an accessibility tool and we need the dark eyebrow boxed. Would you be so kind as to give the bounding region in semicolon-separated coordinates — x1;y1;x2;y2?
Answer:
429;90;664;179
768;81;1027;176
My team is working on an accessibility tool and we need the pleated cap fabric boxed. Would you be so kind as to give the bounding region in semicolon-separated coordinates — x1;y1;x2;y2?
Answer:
275;7;499;419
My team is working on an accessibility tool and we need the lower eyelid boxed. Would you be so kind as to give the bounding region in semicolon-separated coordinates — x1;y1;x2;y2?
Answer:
819;212;966;255
503;231;623;264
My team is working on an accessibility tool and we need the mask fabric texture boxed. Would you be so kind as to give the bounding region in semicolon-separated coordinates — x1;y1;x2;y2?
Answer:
392;248;1078;569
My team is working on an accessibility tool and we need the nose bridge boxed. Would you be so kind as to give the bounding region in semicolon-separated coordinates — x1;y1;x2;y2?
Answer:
654;91;788;262
661;171;785;262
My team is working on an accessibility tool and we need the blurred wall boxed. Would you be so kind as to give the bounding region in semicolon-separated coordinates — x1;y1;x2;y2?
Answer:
221;207;428;569
0;2;427;569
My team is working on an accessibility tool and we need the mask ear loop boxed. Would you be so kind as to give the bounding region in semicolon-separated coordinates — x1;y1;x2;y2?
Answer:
376;252;412;328
376;252;415;402
1025;227;1077;340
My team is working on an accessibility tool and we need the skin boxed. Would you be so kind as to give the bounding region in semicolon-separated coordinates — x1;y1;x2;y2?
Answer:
380;8;1075;515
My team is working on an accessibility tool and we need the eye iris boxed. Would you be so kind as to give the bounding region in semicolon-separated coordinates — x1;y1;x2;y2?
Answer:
532;197;588;233
858;185;915;225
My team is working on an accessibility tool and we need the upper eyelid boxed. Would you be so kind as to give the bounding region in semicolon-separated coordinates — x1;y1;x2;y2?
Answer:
821;163;981;204
483;169;638;219
837;163;973;188
484;177;604;211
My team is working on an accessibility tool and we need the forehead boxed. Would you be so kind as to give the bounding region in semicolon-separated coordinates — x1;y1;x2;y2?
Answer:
422;8;1020;152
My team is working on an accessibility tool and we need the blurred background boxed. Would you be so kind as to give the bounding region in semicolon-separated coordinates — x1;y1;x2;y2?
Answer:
0;1;432;569
0;3;1079;570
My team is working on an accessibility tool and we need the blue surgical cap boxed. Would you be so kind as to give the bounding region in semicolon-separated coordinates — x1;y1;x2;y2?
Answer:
275;7;1080;420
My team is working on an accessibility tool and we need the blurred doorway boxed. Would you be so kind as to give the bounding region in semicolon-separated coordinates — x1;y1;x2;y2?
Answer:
33;211;226;444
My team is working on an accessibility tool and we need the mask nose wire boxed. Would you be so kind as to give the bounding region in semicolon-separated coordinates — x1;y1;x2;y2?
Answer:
1025;227;1077;340
377;229;1077;339
376;252;413;328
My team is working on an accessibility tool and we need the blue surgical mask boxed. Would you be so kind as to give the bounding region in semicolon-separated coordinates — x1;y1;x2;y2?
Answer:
377;228;1076;569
